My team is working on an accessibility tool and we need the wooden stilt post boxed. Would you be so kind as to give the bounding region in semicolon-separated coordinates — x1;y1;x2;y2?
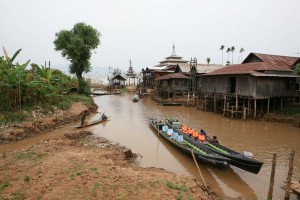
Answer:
273;98;276;113
235;93;238;118
204;94;207;111
254;99;257;118
191;150;207;190
267;154;276;200
242;98;245;120
284;150;295;200
214;93;216;113
261;99;263;115
248;97;251;116
223;95;226;116
281;97;283;110
267;98;270;115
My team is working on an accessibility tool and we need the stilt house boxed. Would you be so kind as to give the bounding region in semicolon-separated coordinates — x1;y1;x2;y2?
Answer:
200;53;300;118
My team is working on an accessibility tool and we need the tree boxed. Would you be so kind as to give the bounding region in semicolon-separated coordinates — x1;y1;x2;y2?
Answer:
0;48;30;111
240;48;245;63
206;57;211;64
54;22;101;94
226;48;231;64
231;46;235;64
219;45;225;65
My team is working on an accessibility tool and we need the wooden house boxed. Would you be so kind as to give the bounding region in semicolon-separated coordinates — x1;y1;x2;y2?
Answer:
154;73;191;98
200;53;300;118
109;74;126;88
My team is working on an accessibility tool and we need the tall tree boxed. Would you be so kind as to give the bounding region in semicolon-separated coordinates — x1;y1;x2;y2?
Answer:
240;48;245;63
226;47;231;65
54;22;101;94
219;45;225;65
231;46;235;64
206;57;211;64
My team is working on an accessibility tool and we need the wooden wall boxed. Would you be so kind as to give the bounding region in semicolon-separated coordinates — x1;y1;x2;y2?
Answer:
199;75;295;99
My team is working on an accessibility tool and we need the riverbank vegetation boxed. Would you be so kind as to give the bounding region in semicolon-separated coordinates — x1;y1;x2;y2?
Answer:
0;48;93;126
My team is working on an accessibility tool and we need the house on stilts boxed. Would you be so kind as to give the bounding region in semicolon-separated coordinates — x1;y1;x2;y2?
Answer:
199;53;300;119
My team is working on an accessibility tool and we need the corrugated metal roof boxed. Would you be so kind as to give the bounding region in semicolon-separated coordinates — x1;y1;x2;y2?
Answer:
155;73;191;81
243;53;300;68
179;63;225;73
204;62;295;77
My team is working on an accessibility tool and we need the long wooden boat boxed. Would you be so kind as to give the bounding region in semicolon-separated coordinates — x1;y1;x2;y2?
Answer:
165;118;263;174
75;116;109;128
149;117;230;169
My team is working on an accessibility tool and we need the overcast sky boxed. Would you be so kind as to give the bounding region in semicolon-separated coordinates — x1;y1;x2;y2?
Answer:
1;0;300;75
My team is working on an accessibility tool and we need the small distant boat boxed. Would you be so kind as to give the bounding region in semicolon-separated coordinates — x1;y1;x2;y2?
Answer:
161;102;182;106
132;94;139;102
75;114;109;128
149;116;229;169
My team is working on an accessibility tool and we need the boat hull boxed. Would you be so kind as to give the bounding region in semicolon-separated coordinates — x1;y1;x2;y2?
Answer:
166;119;263;174
75;118;108;128
149;117;229;169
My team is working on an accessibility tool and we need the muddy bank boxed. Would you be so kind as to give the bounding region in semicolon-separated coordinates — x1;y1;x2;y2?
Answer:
0;102;97;144
0;131;224;200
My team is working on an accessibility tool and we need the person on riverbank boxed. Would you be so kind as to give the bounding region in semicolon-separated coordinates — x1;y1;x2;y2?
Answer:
81;110;88;126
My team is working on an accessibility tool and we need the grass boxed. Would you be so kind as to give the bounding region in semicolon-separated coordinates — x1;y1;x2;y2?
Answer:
14;151;46;166
0;94;93;125
0;181;10;190
166;181;188;192
92;182;100;197
23;176;30;183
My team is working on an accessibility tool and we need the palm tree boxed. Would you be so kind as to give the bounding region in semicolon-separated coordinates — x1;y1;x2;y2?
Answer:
219;45;225;65
206;57;211;64
240;48;245;63
231;46;235;64
226;47;231;64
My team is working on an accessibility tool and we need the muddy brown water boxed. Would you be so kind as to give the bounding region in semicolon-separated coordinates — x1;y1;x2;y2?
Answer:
1;93;300;199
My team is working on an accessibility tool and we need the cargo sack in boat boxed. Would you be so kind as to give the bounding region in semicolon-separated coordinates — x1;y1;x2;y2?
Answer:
167;128;173;136
177;135;184;143
162;125;168;132
172;122;182;128
172;132;178;140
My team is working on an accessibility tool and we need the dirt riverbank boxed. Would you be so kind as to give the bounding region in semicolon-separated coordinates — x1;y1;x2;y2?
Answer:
0;102;227;200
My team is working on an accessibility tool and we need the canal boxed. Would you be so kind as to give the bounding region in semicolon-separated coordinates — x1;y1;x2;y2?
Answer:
90;93;300;199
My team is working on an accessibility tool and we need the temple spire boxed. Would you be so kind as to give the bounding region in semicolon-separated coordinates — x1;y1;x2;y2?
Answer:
171;43;177;56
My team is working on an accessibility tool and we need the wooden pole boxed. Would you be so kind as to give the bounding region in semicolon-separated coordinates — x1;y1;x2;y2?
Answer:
235;93;238;118
191;150;207;190
248;97;250;116
254;99;257;118
284;150;295;200
281;97;283;110
204;94;207;111
261;99;263;115
223;95;226;116
267;98;270;115
267;154;276;200
214;93;216;113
